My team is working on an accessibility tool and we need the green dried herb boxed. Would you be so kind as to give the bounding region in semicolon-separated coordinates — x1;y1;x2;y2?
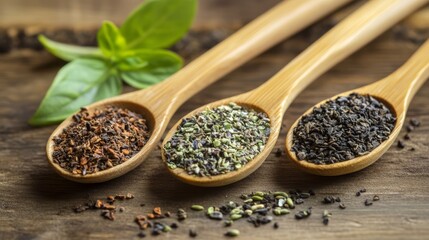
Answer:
225;229;240;237
164;102;270;176
190;205;204;211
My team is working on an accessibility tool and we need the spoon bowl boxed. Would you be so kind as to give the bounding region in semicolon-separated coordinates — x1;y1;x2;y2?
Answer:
161;94;282;187
285;38;429;176
285;89;403;176
46;95;160;183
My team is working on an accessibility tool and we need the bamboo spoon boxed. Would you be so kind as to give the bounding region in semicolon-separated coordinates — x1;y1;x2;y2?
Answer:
46;0;351;183
161;0;429;187
286;39;429;176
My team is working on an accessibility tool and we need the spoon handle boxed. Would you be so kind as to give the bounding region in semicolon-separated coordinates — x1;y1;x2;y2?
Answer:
141;0;350;108
380;39;429;108
252;0;428;113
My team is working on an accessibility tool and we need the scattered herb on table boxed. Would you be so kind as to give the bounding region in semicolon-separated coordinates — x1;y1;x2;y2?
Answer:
398;117;421;149
74;189;381;237
52;106;150;175
29;0;197;126
164;102;271;176
292;93;396;164
322;210;332;225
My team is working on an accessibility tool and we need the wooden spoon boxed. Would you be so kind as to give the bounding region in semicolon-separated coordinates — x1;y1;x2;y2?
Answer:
161;0;429;187
286;38;429;176
46;0;350;183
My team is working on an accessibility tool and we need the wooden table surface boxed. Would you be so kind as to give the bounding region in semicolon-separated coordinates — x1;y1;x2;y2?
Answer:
1;1;429;239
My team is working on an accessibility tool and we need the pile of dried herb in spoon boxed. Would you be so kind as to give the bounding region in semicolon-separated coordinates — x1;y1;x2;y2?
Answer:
52;106;150;175
164;102;271;176
292;93;396;164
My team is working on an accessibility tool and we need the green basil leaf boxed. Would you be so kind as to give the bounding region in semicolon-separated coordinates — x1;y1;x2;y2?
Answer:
117;57;149;71
29;58;121;126
121;0;197;49
119;49;182;88
97;21;127;58
39;35;103;62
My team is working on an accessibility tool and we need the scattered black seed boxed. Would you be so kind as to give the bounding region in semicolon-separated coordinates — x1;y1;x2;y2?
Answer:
404;134;411;140
398;140;405;149
410;147;416;151
300;193;311;199
309;190;316;196
292;93;396;164
356;192;361;197
189;229;197;238
323;218;329;225
151;229;160;236
360;189;367;193
209;211;224;220
406;125;414;132
410;118;421;127
373;195;380;201
170;223;178;229
275;148;283;157
339;203;346;209
273;222;279;229
335;197;341;202
119;207;125;212
295;207;312;220
137;232;146;238
254;208;269;215
364;199;373;206
322;196;336;204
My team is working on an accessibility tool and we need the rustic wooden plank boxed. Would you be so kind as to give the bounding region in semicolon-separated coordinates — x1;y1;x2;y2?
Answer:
0;0;280;28
1;2;429;240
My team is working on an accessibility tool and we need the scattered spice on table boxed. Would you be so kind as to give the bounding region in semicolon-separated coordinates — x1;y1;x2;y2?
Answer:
398;117;422;149
292;93;396;164
189;229;198;238
295;207;312;220
52;106;150;175
322;196;336;204
72;189;381;238
225;229;240;237
191;205;204;211
322;210;332;225
164;102;270;176
364;199;373;206
273;222;279;229
397;140;406;149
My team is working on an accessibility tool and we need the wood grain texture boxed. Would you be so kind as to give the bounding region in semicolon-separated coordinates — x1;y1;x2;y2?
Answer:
1;1;429;239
